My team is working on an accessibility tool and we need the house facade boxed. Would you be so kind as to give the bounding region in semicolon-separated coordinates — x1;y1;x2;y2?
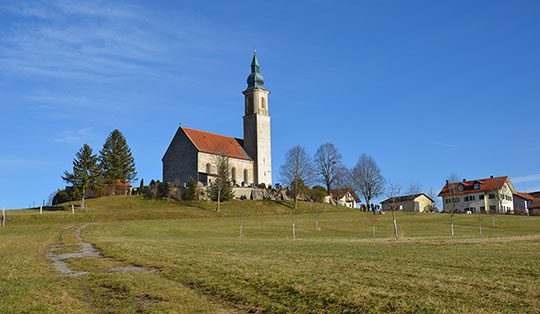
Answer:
162;51;272;188
381;193;434;212
328;188;360;208
513;192;534;214
438;176;516;214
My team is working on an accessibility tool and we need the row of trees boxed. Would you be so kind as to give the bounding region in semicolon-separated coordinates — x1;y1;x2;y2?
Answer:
280;143;387;211
280;143;446;238
62;129;137;208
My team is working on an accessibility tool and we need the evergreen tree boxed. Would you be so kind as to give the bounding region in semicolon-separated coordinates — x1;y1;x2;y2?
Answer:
212;154;235;211
139;178;144;195
99;129;137;183
184;177;197;201
62;144;101;208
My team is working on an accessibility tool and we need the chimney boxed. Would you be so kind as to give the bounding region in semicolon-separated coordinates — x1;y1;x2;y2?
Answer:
490;175;493;178
446;180;449;185
463;179;466;182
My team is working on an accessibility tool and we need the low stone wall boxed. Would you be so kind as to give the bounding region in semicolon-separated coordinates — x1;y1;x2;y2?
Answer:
198;186;289;201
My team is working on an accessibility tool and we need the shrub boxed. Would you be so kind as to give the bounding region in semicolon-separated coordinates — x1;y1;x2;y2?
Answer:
184;177;197;201
310;185;327;203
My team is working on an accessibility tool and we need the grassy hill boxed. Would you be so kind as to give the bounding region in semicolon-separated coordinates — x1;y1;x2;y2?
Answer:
2;196;540;313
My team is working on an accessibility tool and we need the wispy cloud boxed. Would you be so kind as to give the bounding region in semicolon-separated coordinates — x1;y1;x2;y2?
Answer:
51;127;93;144
0;0;240;83
433;141;458;148
525;186;540;193
512;174;540;184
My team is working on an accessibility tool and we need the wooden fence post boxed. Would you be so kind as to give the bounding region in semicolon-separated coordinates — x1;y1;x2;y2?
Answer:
72;204;74;215
2;206;5;227
40;206;43;215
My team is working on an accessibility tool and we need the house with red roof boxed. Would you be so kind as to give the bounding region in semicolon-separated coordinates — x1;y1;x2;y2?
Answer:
438;176;516;214
329;188;360;208
162;52;272;188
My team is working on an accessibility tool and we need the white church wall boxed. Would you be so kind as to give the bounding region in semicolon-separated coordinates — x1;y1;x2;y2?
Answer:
198;152;255;187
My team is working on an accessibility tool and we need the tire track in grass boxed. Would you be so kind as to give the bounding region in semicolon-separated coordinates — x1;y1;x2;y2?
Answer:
47;224;246;313
47;224;157;276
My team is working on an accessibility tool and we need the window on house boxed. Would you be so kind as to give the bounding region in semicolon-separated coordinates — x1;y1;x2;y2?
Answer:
490;205;496;211
470;207;476;213
480;206;485;212
206;163;211;174
261;97;265;108
231;167;236;183
474;183;480;189
464;196;469;202
479;194;484;200
458;185;464;191
454;197;460;203
244;169;248;185
470;195;476;201
489;194;495;199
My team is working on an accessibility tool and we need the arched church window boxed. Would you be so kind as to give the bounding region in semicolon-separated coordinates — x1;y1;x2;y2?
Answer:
206;163;211;174
244;169;248;185
261;97;265;108
231;167;236;183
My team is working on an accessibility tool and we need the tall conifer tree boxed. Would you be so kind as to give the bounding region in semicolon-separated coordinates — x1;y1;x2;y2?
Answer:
99;129;137;183
212;154;235;211
62;144;101;208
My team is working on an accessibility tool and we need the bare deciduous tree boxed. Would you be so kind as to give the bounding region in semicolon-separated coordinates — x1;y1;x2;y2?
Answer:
352;153;385;212
280;145;314;239
476;210;485;237
443;179;460;237
493;183;510;228
311;202;323;231
281;145;314;210
425;187;439;212
387;181;401;239
333;166;351;207
352;154;385;237
407;181;423;195
314;143;342;194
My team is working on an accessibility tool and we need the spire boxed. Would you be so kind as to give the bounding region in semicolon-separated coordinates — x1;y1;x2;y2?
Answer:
246;50;265;90
251;49;260;72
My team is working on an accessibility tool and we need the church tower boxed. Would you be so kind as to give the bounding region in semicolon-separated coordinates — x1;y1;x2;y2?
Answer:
243;51;272;187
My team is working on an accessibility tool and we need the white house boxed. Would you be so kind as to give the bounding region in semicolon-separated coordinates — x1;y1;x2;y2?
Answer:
438;176;516;214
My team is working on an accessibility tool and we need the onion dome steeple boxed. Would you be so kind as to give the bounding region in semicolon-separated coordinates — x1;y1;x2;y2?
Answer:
246;50;265;90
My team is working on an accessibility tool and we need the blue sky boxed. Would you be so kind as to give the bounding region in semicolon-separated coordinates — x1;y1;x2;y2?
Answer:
1;0;539;209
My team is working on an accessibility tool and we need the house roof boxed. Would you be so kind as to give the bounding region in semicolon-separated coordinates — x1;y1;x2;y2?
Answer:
113;179;132;187
529;197;540;210
438;176;513;197
515;192;535;201
181;127;251;160
381;193;434;204
330;188;361;202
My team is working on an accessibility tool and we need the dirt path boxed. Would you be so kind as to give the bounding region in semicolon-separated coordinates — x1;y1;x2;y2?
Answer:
47;224;246;313
47;224;156;277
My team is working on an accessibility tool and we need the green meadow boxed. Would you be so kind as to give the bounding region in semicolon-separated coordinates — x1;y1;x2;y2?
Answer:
1;196;540;313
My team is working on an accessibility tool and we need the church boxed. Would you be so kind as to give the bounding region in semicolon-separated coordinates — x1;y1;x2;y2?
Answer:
162;51;272;188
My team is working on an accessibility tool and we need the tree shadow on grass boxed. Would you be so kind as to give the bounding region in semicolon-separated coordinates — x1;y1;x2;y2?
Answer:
271;200;293;210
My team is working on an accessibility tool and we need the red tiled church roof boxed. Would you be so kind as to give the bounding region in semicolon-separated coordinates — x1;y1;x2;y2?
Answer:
438;176;509;197
182;127;251;160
